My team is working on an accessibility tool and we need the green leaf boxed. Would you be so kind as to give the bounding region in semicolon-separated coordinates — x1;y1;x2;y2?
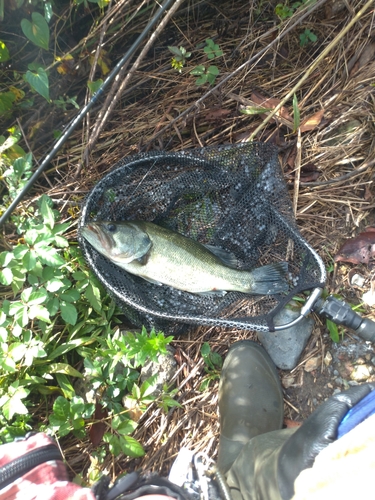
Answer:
55;373;75;399
85;282;101;312
119;435;145;458
0;327;7;342
28;304;50;323
207;65;219;76
54;235;69;248
210;351;223;368
39;194;55;228
0;251;14;267
46;278;65;292
13;245;29;259
60;289;80;303
2;385;30;420
49;363;83;378
60;301;78;325
23;250;37;271
201;342;210;357
326;319;339;343
0;41;10;62
132;384;141;400
27;288;49;305
0;355;17;373
116;419;137;435
293;93;300;132
0;92;16;113
52;395;70;419
0;268;13;285
21;12;50;50
103;434;122;456
195;75;207;85
49;339;92;359
24;68;50;102
46;296;60;316
9;302;28;327
190;65;205;76
33;244;64;267
87;79;103;95
168;46;183;57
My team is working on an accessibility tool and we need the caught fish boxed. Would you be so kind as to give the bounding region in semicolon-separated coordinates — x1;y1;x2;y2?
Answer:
81;221;288;295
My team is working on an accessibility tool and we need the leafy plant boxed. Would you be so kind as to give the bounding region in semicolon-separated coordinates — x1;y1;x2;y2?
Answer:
299;29;318;47
275;0;316;20
199;342;223;391
203;38;223;59
168;46;191;72
190;65;220;86
53;95;80;111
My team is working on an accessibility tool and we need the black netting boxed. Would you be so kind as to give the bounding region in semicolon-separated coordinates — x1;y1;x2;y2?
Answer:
78;143;326;333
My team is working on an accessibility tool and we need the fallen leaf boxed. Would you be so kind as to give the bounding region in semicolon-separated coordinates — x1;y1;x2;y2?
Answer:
304;355;321;372
250;91;293;128
349;42;375;76
282;375;295;388
300;162;320;182
335;230;375;264
89;403;108;446
202;108;232;121
300;109;325;132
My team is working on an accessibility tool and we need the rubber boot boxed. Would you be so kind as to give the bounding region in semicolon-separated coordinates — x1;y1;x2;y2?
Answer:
217;340;284;474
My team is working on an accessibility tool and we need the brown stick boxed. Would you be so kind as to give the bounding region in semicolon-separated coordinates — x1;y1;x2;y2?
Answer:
84;0;185;160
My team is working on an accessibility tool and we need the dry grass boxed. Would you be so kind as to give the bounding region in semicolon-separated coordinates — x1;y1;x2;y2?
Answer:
11;0;375;481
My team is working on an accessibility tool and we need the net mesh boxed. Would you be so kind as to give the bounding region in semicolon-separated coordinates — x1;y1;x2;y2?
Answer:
79;143;325;333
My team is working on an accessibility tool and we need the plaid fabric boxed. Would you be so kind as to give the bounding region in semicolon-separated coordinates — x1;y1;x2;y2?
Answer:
0;433;96;500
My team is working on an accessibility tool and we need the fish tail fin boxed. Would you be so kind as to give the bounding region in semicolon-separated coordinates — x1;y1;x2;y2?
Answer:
249;262;289;294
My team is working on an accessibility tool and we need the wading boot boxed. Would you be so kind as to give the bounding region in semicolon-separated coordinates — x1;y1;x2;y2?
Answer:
217;340;284;473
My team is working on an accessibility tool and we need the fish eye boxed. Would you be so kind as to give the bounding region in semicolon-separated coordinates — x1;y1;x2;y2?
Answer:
107;223;117;232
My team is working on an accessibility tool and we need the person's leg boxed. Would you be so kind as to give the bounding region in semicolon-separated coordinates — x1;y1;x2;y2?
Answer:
217;340;284;474
219;341;375;500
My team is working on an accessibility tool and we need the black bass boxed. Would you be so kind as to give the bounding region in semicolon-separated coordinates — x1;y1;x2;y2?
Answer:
81;221;288;295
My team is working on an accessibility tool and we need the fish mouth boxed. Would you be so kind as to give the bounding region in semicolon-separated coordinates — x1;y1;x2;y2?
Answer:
84;223;113;250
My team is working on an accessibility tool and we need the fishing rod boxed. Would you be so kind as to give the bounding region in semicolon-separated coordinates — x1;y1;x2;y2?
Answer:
0;0;178;229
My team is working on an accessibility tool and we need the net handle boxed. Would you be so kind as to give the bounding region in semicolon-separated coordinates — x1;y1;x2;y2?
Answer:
273;287;323;331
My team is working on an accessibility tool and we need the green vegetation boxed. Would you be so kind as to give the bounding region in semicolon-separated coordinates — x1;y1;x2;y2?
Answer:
0;130;177;467
299;28;318;46
169;38;223;86
199;342;223;391
168;46;191;72
0;175;177;448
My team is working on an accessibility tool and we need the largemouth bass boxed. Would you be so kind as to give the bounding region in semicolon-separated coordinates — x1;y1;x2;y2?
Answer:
81;221;288;295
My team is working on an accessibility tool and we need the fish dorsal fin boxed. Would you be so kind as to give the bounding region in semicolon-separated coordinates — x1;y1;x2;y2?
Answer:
203;244;238;268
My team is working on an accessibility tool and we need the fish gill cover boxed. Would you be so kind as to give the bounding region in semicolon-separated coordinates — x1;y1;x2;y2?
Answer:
78;142;325;334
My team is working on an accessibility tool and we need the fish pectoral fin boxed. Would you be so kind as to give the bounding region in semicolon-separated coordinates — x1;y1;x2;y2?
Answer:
141;276;164;286
135;250;151;265
203;244;238;268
